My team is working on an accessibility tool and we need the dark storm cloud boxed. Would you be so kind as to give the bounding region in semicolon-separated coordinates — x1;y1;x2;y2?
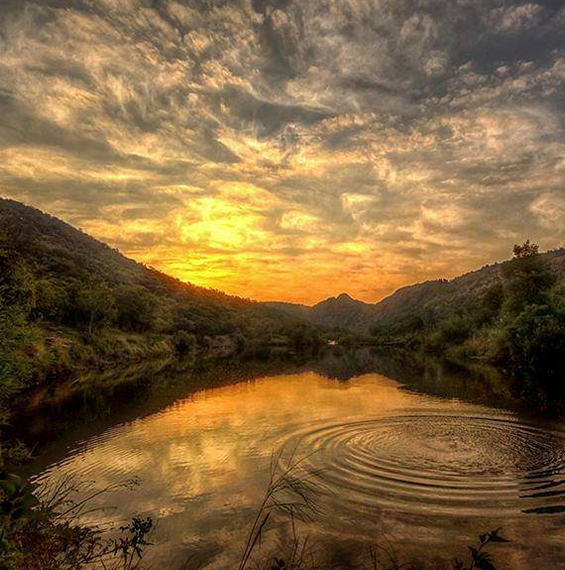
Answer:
1;0;565;302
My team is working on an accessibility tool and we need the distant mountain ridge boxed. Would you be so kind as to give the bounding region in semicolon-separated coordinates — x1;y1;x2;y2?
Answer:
6;197;565;338
265;249;565;334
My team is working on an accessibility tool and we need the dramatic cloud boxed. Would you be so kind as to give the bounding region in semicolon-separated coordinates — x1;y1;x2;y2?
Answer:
1;0;565;303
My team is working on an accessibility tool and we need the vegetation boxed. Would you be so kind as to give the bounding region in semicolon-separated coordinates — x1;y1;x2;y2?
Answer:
0;470;153;570
0;454;511;570
0;199;322;429
0;350;524;570
0;200;558;569
232;450;511;570
371;241;565;393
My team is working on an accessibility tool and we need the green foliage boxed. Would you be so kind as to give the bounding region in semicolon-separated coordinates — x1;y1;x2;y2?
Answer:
74;283;118;334
0;471;39;533
499;304;565;379
426;313;474;349
480;283;504;318
0;442;33;468
114;286;156;333
0;198;320;435
501;249;556;314
0;471;153;570
485;242;565;382
31;279;69;322
286;325;321;349
173;331;197;355
234;333;246;353
0;307;34;401
370;241;565;390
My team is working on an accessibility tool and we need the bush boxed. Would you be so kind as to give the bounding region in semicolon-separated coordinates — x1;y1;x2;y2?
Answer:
0;471;153;570
234;333;246;353
0;306;34;404
502;304;565;381
173;331;197;355
74;284;117;334
114;286;156;333
425;313;473;351
31;279;69;323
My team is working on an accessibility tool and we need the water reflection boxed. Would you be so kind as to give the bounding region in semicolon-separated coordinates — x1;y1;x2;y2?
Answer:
290;414;565;518
25;350;565;568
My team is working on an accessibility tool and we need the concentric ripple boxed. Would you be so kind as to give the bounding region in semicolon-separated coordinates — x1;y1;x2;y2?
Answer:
286;414;565;517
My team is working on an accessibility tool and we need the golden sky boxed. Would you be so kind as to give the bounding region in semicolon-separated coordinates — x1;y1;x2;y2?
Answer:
1;0;565;304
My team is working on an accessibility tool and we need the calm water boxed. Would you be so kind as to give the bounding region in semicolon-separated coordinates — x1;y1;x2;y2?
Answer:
26;351;565;568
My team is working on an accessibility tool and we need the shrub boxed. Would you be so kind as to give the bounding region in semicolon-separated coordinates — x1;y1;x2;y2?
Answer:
114;286;156;333
0;306;34;404
173;331;197;355
503;305;565;381
234;333;246;353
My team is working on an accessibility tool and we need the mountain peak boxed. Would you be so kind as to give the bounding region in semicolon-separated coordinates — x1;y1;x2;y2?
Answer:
336;292;354;301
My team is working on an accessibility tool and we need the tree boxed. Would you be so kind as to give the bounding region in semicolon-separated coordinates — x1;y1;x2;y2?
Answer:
173;331;196;355
114;286;156;333
502;241;555;312
75;284;117;335
512;239;539;259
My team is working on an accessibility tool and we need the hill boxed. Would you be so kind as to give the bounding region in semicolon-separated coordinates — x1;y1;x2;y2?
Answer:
0;197;314;335
0;198;284;330
0;198;321;422
265;293;375;331
265;249;565;335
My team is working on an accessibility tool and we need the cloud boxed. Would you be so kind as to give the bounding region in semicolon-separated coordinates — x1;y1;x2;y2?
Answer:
1;0;565;303
485;3;545;34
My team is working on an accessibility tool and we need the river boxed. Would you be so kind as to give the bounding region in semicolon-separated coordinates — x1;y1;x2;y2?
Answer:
22;349;565;569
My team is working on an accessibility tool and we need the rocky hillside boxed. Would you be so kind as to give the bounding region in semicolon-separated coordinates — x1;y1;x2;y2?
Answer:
265;249;565;334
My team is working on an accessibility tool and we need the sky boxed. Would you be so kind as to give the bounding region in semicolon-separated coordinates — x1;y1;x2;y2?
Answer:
1;0;565;304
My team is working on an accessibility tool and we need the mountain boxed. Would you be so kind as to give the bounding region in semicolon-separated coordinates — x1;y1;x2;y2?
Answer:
262;301;313;321
1;198;328;426
0;197;306;340
265;249;565;335
310;293;376;330
5;196;565;341
264;293;375;333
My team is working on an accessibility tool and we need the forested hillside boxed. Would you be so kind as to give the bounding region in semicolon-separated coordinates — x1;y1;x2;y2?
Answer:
0;198;289;334
266;248;565;336
266;242;565;386
0;198;320;425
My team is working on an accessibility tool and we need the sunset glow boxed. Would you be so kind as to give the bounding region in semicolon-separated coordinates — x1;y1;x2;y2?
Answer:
2;0;565;303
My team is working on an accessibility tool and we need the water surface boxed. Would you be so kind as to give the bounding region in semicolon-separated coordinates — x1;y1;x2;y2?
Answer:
28;351;565;568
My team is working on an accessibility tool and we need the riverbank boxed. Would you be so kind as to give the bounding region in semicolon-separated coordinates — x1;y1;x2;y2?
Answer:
10;345;547;475
1;319;256;467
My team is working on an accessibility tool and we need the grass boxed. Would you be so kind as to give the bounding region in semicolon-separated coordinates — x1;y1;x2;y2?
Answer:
0;451;513;570
238;444;328;570
233;448;510;570
0;471;154;570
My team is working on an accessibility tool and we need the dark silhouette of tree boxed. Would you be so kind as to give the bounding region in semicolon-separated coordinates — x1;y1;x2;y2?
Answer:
512;239;539;259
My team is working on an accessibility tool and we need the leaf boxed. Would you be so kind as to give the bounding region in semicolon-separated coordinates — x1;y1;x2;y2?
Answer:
475;551;497;570
488;529;510;543
0;480;17;499
476;558;497;570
